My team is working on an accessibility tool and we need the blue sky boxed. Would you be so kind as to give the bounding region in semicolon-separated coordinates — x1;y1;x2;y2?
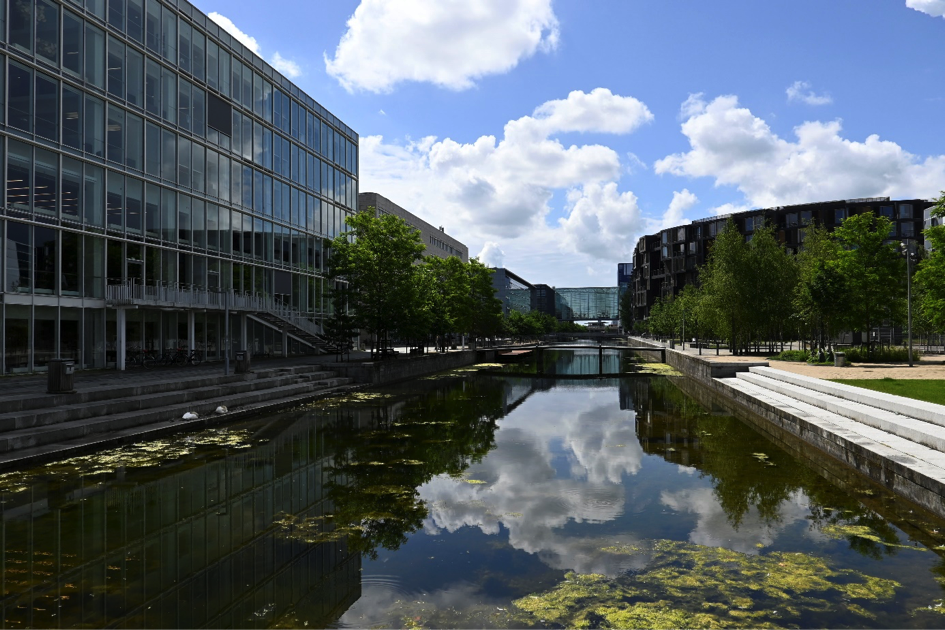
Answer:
194;0;945;287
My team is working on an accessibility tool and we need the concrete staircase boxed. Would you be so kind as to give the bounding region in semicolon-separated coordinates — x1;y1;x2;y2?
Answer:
718;366;945;509
0;364;353;468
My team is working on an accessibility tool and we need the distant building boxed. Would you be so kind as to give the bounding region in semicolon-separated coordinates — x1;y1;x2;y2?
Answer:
358;192;468;262
491;268;533;316
631;197;933;322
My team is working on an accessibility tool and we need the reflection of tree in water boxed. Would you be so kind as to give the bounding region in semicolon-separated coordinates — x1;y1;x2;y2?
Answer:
631;376;916;557
315;375;506;559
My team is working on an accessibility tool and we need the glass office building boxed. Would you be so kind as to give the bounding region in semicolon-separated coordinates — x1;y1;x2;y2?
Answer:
0;0;358;373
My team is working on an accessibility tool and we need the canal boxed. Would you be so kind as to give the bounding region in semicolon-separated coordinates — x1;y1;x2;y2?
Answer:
2;348;945;628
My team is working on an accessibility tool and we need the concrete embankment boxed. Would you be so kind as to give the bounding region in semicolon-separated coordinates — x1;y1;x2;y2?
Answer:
0;349;492;470
630;338;945;519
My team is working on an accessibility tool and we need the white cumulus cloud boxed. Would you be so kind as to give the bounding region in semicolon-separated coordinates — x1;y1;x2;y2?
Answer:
660;189;698;229
907;0;945;17
558;183;643;261
361;89;653;244
325;0;559;92
477;242;505;268
655;94;945;208
786;80;833;106
208;12;303;78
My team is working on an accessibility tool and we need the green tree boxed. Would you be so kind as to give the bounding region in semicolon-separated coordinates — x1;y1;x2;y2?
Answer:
323;280;358;359
747;222;798;352
698;219;752;353
915;192;945;333
794;223;844;354
831;211;905;355
467;259;503;344
328;208;425;357
619;288;634;333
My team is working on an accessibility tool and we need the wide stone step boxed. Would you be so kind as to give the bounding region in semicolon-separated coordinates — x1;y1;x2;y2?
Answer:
0;377;351;455
735;370;945;453
0;363;329;415
719;376;945;485
0;370;340;432
748;366;945;428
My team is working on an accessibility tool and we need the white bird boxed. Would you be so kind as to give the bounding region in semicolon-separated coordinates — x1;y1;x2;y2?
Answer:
182;412;199;420
214;406;228;414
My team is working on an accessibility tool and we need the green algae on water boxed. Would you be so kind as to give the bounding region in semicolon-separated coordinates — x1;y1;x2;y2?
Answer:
821;523;926;551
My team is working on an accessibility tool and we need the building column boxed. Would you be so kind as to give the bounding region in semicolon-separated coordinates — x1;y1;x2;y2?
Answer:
117;308;126;371
187;311;196;351
282;328;288;357
240;313;248;351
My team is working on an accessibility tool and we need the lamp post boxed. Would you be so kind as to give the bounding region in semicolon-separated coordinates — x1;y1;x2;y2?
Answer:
901;241;914;368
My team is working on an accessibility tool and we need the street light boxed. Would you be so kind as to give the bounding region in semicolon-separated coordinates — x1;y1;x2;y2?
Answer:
901;240;914;368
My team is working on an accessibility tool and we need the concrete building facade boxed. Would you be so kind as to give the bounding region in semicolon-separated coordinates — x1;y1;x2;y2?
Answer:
358;192;468;263
631;197;934;322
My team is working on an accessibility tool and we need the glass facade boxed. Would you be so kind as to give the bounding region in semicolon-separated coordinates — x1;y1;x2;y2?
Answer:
0;0;358;372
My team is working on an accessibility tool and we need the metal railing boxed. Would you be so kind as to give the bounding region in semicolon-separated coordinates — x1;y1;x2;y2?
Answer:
105;281;326;337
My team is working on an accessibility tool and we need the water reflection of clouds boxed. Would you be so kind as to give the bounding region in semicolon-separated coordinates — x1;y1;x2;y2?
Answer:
660;487;811;554
420;389;648;574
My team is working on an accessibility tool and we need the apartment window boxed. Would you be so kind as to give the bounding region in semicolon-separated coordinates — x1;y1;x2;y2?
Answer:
880;205;894;219
107;36;124;98
834;209;847;224
85;23;105;89
63;9;83;76
899;204;913;219
126;47;143;106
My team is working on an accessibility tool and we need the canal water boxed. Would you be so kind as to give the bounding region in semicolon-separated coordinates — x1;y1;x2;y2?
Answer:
3;349;945;628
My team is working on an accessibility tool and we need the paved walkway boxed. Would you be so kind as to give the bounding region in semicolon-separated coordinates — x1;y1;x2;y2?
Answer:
641;339;945;380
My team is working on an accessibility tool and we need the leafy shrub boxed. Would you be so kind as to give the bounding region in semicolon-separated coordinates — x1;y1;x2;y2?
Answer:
770;350;811;362
841;346;921;363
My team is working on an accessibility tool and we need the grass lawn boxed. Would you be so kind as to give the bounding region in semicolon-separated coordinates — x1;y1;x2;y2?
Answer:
830;379;945;407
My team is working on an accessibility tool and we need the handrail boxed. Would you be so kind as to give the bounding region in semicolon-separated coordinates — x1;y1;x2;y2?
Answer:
105;281;326;336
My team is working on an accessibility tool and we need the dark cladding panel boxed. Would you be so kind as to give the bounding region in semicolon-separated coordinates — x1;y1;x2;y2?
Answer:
207;92;232;135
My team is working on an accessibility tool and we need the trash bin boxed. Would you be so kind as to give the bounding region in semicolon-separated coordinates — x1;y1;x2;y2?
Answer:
834;352;846;367
47;359;76;394
235;350;251;374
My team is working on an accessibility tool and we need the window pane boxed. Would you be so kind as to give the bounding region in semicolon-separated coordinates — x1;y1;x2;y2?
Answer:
145;182;159;237
108;0;125;31
192;143;204;193
34;225;56;293
107;104;123;163
125;112;142;170
178;194;190;243
144;121;160;177
8;62;32;132
178;20;191;73
160;6;175;62
62;157;82;220
144;57;160;116
126;0;143;42
62;231;81;295
35;71;58;140
63;10;83;76
107;36;124;98
10;0;32;52
230;59;241;102
160;67;176;123
36;0;60;65
219;154;230;202
161;187;176;242
219;49;230;96
192;87;206;137
107;170;123;229
86;0;105;20
178;136;191;188
34;149;57;216
7;141;32;212
192;29;205;82
145;0;160;54
207;40;219;90
126;46;143;106
126;176;142;233
161;129;175;181
193;198;205;248
6;222;31;293
85;23;105;88
83;164;104;226
178;79;191;131
85;94;105;157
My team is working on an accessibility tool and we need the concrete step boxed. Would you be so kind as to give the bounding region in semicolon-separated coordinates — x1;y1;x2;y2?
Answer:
735;370;945;453
748;366;945;428
719;376;945;484
0;364;329;415
0;379;359;470
0;370;340;432
0;376;352;454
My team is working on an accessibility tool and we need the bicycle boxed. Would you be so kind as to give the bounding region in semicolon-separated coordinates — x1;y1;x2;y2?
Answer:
127;348;156;369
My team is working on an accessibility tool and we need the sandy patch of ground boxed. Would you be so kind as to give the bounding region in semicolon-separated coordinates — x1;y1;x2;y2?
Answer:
700;353;945;380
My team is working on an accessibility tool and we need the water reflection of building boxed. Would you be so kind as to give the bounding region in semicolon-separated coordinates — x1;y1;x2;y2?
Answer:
0;417;360;628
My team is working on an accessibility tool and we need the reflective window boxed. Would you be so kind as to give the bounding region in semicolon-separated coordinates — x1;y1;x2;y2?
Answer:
106;104;123;163
83;164;104;226
62;231;81;295
10;0;33;53
84;94;105;157
33;225;56;293
125;176;142;233
34;148;57;216
144;57;160;116
206;40;219;90
61;157;83;220
178;79;191;131
144;120;160;177
126;46;143;106
160;66;176;123
219;154;230;202
36;0;60;65
192;143;205;193
145;0;160;54
7;141;32;212
178;136;191;188
192;86;206;137
85;23;105;89
126;0;143;42
178;194;190;243
193;198;205;248
207;202;218;250
161;128;175;181
108;0;124;31
107;170;123;229
86;0;105;20
219;48;230;96
192;29;205;82
62;9;83;76
35;71;58;141
6;222;31;293
107;36;124;98
8;62;32;132
900;204;913;219
178;20;191;73
160;5;176;62
145;182;160;237
161;187;176;242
